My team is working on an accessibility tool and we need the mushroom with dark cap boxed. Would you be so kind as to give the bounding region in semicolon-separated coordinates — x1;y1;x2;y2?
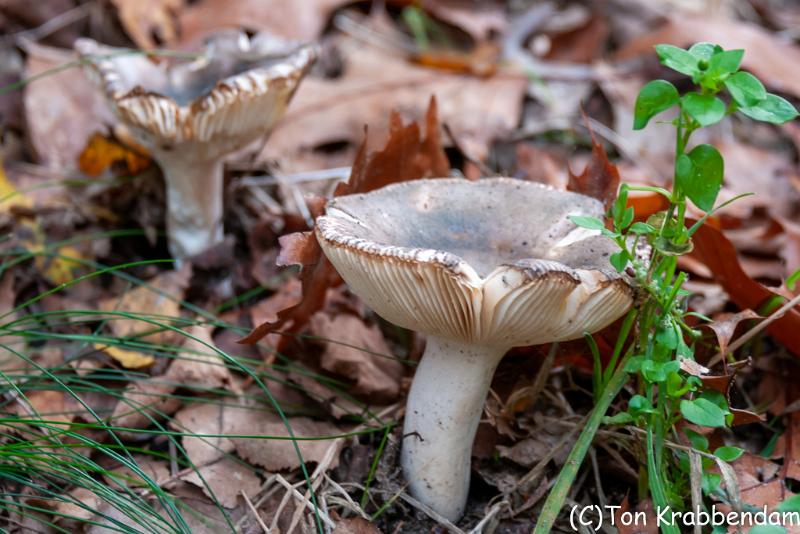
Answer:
315;177;635;521
76;32;316;259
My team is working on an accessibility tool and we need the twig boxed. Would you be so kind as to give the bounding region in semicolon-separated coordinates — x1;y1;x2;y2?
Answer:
274;474;336;529
707;291;800;367
4;2;92;45
242;489;271;533
467;499;509;534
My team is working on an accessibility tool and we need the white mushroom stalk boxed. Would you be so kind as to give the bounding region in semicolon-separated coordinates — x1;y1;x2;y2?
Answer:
76;32;316;259
315;178;636;521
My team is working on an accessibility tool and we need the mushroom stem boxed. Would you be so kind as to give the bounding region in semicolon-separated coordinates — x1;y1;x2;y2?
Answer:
401;335;507;521
158;150;225;259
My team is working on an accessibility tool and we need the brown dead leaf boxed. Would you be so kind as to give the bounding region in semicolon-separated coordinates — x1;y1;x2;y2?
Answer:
176;0;349;46
691;222;800;356
707;310;762;358
165;326;234;390
110;378;181;430
514;143;565;188
333;517;382;534
15;390;70;424
241;97;450;345
420;0;507;41
182;457;261;509
310;312;403;402
53;488;101;528
172;402;235;466
567;122;621;211
228;409;341;471
260;34;525;171
111;0;183;49
78;132;151;178
100;264;191;345
23;42;113;171
617;16;800;99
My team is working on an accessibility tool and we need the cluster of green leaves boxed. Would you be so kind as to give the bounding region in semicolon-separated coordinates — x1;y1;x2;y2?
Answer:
570;43;798;534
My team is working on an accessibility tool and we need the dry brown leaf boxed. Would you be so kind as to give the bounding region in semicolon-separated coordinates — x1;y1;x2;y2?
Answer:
15;390;70;424
182;457;261;509
260;34;525;171
333;517;382;534
111;0;183;49
242;98;450;345
110;378;181;430
707;310;762;358
617;16;800;99
228;408;341;471
310;312;403;402
172;402;235;466
691;222;800;356
78;132;151;178
99;264;191;345
421;0;508;41
165;326;234;390
567;123;621;211
176;0;349;46
23;42;113;171
53;487;101;528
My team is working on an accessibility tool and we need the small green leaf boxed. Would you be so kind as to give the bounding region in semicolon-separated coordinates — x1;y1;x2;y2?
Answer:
702;472;722;495
633;80;680;130
676;144;724;211
683;427;709;451
680;398;727;427
777;494;800;513
740;93;799;124
655;44;699;76
568;215;605;230
682;93;726;127
666;372;691;397
713;446;744;462
629;395;655;416
603;412;634;425
625;355;645;372
620;206;634;229
724;71;766;107
707;48;744;79
655;319;679;350
630;222;656;234
609;250;629;272
688;42;716;61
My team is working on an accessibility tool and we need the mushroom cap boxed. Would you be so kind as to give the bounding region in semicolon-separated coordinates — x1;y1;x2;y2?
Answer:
316;178;635;347
75;32;316;154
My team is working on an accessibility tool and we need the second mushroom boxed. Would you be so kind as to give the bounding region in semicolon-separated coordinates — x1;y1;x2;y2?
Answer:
76;32;316;260
315;178;635;521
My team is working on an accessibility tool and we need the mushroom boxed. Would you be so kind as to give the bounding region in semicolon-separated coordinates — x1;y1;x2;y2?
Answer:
75;32;316;259
315;177;635;521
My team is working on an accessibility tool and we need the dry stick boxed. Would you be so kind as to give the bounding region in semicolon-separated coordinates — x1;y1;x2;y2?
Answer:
533;358;630;534
242;490;271;534
274;474;336;529
707;291;800;367
322;474;372;520
467;500;509;534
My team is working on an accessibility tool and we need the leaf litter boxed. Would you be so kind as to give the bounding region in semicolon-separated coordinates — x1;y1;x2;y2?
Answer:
3;0;800;532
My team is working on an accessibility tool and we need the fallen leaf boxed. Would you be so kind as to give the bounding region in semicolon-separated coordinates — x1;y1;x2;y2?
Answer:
617;15;800;99
176;0;349;46
14;389;71;424
165;326;234;390
0;157;32;213
242;97;450;345
99;264;191;345
23;42;113;171
421;0;508;41
53;487;101;528
309;312;403;402
228;408;341;471
567;121;621;210
111;0;184;49
78;132;151;178
172;402;235;466
94;343;154;369
691;222;800;356
260;34;525;171
110;378;181;430
182;457;261;509
333;517;381;534
707;310;762;358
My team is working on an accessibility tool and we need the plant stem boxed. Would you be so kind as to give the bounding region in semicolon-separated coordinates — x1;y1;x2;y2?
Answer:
533;355;630;533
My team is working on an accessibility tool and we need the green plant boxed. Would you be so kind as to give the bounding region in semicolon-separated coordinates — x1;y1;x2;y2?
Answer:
535;43;798;533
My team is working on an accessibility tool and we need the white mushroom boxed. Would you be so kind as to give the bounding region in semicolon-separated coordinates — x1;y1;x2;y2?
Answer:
315;177;635;521
76;32;316;260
